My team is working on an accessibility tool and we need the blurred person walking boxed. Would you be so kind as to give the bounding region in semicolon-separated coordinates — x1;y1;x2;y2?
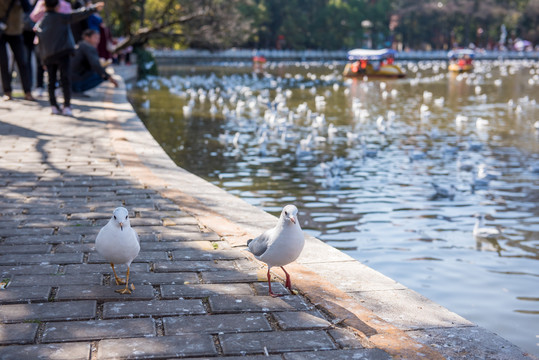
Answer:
33;0;103;116
30;0;71;97
0;0;35;101
22;0;42;96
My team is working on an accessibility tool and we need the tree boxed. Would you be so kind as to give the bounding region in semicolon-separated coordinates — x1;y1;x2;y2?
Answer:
105;0;258;52
519;0;539;43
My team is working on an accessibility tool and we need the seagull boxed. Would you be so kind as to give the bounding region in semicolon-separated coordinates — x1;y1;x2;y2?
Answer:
96;207;140;294
430;182;457;200
470;172;490;193
473;214;502;253
247;205;305;297
473;214;501;239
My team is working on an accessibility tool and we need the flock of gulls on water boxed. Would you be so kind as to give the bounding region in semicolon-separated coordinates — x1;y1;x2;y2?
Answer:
122;58;539;280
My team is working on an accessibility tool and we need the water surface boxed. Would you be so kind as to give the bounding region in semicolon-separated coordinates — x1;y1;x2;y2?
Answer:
130;60;539;356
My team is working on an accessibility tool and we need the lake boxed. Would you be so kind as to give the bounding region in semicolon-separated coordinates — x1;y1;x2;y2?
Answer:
129;59;539;356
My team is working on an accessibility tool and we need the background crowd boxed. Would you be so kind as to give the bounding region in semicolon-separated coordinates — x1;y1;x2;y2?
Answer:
0;0;126;116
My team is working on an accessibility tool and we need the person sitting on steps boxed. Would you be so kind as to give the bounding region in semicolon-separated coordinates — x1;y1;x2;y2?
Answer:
71;28;118;94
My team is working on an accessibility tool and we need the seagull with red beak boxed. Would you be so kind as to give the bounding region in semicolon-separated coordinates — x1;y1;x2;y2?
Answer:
96;207;140;294
247;205;305;297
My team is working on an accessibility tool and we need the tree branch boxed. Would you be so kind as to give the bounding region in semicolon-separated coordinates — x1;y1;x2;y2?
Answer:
112;7;209;53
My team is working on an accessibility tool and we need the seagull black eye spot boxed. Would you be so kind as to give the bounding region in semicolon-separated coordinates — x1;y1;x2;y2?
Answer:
114;215;117;220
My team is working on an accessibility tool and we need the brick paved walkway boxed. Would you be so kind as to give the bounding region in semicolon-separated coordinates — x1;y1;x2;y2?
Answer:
0;86;393;359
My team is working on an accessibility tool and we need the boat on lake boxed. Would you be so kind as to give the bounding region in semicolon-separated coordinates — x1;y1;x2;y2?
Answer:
252;52;267;64
448;49;474;72
343;48;405;78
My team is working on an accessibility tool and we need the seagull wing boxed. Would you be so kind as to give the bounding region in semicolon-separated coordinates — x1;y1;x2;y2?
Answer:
131;228;140;244
248;229;274;257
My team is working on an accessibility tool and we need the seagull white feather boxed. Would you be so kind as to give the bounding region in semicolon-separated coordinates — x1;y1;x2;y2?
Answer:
95;207;140;294
247;205;305;297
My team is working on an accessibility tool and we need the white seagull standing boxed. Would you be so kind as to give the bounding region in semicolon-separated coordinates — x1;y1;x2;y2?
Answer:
96;207;140;294
247;205;305;297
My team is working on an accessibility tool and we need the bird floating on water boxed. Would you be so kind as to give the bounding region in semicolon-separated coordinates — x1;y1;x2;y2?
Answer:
473;213;501;239
96;207;140;294
430;182;457;200
247;205;305;297
473;214;503;253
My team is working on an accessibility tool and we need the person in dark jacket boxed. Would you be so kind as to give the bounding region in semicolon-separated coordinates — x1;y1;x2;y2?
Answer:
34;0;103;116
72;28;117;93
0;0;34;101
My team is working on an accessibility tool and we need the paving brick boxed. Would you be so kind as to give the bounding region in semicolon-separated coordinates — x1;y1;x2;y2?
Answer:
153;199;180;211
235;258;260;271
161;284;253;299
172;249;245;261
0;323;39;344
54;243;95;253
23;219;75;228
0;300;96;323
0;264;59;276
328;328;366;349
69;211;113;220
253;282;291;296
131;232;159;242
164;313;272;335
154;260;236;272
96;334;217;359
55;285;155;301
209;295;310;313
144;225;202;234
128;217;163;226
0;244;52;254
0;342;91;360
158;231;220;242
164;219;202;229
128;271;199;285
3;234;80;245
56;225;100;236
201;270;260;283
9;273;102;287
88;250;169;263
141;240;225;251
63;263;149;274
103;299;205;318
283;349;392;360
0;227;55;237
0;286;51;304
273;310;331;330
0;214;67;223
42;318;155;343
0;253;83;265
219;330;336;355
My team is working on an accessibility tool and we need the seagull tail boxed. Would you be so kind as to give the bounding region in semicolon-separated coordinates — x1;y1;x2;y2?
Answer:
247;239;253;247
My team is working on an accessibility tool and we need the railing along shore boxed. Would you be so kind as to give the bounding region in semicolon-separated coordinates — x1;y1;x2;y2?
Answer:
152;48;539;64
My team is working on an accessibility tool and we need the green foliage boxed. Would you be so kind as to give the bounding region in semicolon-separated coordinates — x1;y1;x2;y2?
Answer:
135;47;158;78
105;0;538;50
